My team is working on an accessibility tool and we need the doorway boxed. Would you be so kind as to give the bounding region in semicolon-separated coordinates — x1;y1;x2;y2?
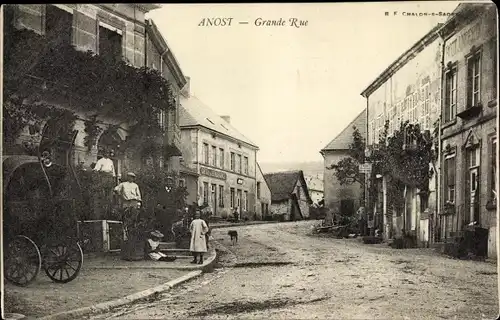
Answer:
211;184;217;216
465;148;480;225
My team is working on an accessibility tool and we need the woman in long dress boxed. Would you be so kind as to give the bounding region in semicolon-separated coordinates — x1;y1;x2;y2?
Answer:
190;210;209;264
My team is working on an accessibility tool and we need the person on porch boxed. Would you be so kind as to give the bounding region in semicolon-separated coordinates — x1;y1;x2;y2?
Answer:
114;172;142;240
190;209;209;265
94;151;116;177
94;151;116;218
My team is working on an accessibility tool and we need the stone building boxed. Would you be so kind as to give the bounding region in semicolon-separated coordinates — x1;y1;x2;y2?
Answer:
144;18;187;175
179;94;259;219
256;163;272;220
360;23;443;243
4;4;185;177
320;110;366;216
437;3;497;258
3;4;189;225
264;170;313;221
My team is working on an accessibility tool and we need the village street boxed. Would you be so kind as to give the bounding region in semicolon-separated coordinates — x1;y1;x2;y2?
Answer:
90;221;498;320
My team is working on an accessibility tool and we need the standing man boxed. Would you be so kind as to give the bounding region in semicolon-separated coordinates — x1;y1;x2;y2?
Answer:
94;151;116;218
94;151;116;177
189;209;209;264
357;206;367;236
114;172;142;240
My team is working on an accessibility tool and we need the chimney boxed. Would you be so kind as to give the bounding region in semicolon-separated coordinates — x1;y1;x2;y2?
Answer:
181;76;191;97
221;116;231;124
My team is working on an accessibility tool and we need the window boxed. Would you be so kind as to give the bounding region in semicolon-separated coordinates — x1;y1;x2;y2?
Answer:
421;85;430;130
238;154;242;174
444;67;457;122
490;137;497;201
158;110;166;130
219;148;224;168
46;5;73;46
212;146;217;166
98;22;123;62
467;52;481;108
444;153;456;204
237;189;242;209
211;184;216;206
244;157;249;175
296;186;301;200
230;188;235;208
257;182;261;199
203;143;209;164
203;182;209;205
219;185;224;207
179;179;185;188
230;152;235;171
244;191;248;211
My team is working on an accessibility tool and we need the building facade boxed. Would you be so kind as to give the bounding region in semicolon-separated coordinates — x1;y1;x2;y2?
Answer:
6;4;185;180
320;110;366;216
256;163;272;220
360;24;443;243
144;19;187;176
179;95;259;219
264;171;313;221
438;3;498;258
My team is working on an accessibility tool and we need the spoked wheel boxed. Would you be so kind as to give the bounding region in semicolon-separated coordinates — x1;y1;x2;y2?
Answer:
4;235;42;286
43;240;83;283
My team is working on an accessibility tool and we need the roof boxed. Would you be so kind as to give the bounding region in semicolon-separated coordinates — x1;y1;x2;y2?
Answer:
179;95;258;149
180;164;198;176
321;109;366;153
360;23;443;98
264;170;312;203
146;19;187;89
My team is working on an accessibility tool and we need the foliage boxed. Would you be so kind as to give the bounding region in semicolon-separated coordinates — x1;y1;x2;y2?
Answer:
3;28;175;151
369;120;435;215
329;119;435;217
3;94;77;147
135;166;188;213
74;166;117;220
83;115;103;152
328;126;366;185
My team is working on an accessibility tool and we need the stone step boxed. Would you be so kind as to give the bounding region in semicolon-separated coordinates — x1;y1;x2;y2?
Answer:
158;242;177;250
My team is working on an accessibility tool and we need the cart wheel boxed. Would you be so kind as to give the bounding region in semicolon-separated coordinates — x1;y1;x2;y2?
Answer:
4;235;42;286
43;240;83;283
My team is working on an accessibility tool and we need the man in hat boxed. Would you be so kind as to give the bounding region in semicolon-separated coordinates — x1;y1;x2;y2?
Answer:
114;172;142;239
146;230;176;261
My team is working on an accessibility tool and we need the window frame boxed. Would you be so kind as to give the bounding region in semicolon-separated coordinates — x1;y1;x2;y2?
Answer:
219;185;224;207
489;135;497;203
211;145;217;167
466;49;482;108
443;151;457;205
203;143;209;164
444;64;458;123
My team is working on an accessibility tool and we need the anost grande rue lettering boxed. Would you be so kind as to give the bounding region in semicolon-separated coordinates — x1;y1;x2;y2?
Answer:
197;17;308;28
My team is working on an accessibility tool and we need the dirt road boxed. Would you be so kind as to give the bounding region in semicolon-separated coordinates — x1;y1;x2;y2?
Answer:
90;221;498;319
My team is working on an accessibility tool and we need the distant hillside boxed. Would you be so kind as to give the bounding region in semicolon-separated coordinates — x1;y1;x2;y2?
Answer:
259;161;324;178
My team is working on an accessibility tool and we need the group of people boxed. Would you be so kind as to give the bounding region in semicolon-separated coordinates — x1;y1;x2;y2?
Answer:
93;152;211;264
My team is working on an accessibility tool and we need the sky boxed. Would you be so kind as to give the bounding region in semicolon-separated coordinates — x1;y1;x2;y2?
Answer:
147;1;461;164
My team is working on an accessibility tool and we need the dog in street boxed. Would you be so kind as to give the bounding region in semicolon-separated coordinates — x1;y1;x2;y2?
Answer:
228;230;238;245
